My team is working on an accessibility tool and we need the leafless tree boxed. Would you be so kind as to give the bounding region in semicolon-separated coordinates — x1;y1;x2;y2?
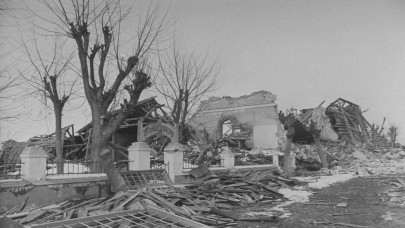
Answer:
307;120;328;168
388;125;398;148
20;36;78;174
37;0;167;191
0;0;25;121
0;75;20;120
154;41;218;142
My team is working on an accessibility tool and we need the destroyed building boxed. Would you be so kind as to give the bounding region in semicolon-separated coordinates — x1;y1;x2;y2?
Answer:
189;91;280;149
325;98;389;148
0;97;170;163
278;98;390;150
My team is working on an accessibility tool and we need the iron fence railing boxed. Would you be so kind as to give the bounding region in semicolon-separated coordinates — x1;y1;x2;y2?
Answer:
46;160;131;175
183;156;225;170
235;154;275;166
279;155;284;167
0;162;23;180
150;156;165;170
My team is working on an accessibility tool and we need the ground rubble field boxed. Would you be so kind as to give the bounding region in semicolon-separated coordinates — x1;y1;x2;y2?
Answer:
235;176;405;228
2;171;405;228
0;168;304;227
2;138;405;227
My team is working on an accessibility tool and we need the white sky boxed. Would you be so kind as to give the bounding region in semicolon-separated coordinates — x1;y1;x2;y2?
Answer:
1;0;405;144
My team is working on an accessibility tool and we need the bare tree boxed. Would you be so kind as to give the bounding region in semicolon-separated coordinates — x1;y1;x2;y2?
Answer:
0;75;21;120
20;36;78;174
37;0;166;191
154;41;218;142
388;125;398;148
0;1;25;121
307;120;328;168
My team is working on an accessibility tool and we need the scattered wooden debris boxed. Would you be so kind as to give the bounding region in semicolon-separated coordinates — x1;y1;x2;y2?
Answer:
0;168;302;227
314;221;367;228
380;177;405;207
327;212;367;216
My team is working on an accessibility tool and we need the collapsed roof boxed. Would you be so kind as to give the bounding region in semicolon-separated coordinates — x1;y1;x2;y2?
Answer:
325;98;389;148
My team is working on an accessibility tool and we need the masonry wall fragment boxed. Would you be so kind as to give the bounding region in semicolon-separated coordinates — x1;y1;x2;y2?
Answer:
190;91;280;149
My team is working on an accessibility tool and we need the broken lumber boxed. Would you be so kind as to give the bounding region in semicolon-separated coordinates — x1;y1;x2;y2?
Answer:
210;207;277;222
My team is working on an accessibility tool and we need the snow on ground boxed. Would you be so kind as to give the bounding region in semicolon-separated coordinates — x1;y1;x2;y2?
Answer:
305;173;355;189
242;172;356;218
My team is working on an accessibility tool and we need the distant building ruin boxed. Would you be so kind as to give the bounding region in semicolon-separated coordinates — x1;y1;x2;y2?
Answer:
189;91;280;149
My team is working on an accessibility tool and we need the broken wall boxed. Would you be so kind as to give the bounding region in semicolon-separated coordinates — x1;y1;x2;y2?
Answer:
303;107;339;141
190;91;279;148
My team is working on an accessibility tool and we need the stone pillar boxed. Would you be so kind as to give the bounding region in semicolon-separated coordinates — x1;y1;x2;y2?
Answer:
127;118;150;171
20;146;47;181
164;142;184;182
272;153;280;166
220;147;235;169
128;142;150;170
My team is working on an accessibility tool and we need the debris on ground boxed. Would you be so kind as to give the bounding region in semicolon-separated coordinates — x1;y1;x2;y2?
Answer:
0;168;305;227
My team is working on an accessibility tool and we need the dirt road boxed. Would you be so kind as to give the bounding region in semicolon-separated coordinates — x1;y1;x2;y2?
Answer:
236;177;405;228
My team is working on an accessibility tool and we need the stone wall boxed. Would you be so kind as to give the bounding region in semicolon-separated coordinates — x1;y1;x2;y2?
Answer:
0;178;110;209
190;91;280;148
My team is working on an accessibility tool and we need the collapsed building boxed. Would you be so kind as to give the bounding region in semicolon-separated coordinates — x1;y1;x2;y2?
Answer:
0;97;171;164
189;91;280;149
277;98;390;149
325;98;389;148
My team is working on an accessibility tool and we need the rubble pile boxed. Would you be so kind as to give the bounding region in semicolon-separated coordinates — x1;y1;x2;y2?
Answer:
380;177;405;207
184;140;222;167
346;149;405;176
233;148;274;166
1;168;304;226
184;140;275;167
293;139;405;177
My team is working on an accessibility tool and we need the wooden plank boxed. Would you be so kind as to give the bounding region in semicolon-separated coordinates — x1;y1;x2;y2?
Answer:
145;205;211;228
77;208;88;218
111;189;143;212
242;193;254;203
17;196;29;213
210;207;276;222
187;206;211;212
31;209;145;228
63;209;75;220
5;211;29;219
20;209;48;224
143;191;190;217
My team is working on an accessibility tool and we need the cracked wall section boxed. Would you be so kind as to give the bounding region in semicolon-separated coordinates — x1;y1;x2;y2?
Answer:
190;91;279;148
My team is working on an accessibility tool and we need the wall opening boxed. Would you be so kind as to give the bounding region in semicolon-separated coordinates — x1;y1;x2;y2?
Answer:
222;120;233;137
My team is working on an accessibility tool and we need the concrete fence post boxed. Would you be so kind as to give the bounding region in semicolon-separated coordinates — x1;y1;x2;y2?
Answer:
220;147;235;169
128;142;150;171
272;154;279;166
20;146;47;181
164;142;184;183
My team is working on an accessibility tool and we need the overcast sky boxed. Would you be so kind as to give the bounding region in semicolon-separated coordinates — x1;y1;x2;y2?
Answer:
1;0;405;144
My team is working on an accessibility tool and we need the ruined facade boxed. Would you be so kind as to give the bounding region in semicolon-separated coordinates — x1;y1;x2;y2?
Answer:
189;91;279;149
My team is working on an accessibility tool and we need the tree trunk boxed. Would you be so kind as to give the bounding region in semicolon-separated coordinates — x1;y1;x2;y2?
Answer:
100;148;127;192
313;135;328;168
89;111;104;173
282;136;295;177
88;104;127;192
54;104;64;174
179;90;189;143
